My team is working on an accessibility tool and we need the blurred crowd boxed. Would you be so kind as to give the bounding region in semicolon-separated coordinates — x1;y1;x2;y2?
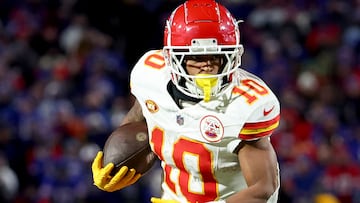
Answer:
0;0;359;203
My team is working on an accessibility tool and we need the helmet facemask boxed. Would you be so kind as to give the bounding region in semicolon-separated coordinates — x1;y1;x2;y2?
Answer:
163;0;244;102
164;38;244;102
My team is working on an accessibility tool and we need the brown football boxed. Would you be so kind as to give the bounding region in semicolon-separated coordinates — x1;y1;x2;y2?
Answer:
102;121;157;175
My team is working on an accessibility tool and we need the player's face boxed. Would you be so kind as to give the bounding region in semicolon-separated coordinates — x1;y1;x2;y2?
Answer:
184;55;222;75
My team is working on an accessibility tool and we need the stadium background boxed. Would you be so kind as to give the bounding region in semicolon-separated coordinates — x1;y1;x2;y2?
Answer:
0;0;360;202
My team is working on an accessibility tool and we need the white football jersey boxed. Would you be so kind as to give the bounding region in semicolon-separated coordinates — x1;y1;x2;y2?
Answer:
130;50;280;203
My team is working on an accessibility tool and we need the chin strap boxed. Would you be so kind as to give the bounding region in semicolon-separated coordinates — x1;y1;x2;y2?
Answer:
195;74;218;102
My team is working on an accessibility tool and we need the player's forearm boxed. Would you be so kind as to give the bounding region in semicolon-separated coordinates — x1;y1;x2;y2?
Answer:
224;182;276;203
228;139;279;203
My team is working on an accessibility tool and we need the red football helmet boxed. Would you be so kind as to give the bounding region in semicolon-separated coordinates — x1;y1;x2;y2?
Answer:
163;0;244;101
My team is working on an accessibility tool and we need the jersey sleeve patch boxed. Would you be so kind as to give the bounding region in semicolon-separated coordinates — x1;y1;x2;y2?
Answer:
239;114;280;140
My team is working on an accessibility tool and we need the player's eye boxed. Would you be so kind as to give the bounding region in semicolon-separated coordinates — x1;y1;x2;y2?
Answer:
185;55;221;62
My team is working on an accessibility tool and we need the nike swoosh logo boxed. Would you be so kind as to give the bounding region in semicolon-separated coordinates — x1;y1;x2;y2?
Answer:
263;106;275;116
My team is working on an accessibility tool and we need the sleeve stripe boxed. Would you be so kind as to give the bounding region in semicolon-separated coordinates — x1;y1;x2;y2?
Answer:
239;120;279;135
239;128;276;140
238;114;280;140
241;114;280;130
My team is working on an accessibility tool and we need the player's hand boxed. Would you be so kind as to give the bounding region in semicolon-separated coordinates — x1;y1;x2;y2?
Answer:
151;197;181;203
92;151;141;192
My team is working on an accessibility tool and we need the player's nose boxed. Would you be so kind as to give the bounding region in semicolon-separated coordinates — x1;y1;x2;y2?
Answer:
200;63;213;72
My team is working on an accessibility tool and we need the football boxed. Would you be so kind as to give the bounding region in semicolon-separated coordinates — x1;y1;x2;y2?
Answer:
102;121;157;175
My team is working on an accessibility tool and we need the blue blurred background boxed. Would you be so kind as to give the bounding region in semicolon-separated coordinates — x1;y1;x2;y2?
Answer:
0;0;360;202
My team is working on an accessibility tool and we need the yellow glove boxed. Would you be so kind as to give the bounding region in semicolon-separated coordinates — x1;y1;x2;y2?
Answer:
150;197;181;203
92;151;141;192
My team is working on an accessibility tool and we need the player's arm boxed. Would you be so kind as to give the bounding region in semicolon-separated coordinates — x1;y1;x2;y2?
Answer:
226;138;279;203
91;98;144;192
121;98;145;125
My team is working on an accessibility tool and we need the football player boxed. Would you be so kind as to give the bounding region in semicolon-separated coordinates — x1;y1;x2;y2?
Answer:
92;0;281;202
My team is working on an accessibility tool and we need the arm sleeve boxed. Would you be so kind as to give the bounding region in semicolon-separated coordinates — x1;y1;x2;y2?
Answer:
238;99;281;141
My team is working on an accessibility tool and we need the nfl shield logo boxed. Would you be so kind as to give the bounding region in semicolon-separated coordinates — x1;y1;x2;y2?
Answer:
176;115;184;125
